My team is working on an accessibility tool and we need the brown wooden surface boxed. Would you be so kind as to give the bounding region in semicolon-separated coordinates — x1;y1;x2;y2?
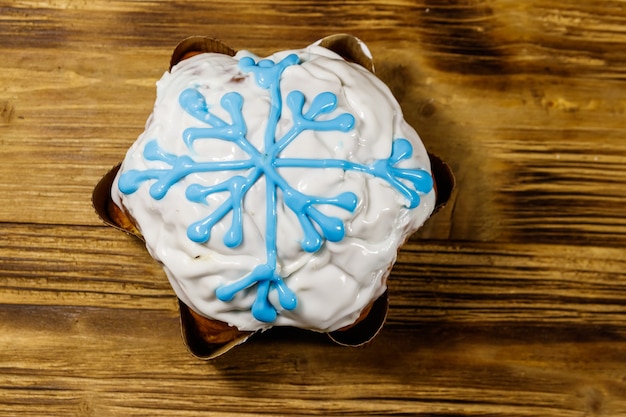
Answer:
2;0;626;415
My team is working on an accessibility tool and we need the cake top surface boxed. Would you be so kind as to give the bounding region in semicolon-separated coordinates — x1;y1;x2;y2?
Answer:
111;42;436;332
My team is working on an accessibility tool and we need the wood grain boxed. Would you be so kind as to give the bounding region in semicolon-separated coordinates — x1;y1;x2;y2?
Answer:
1;0;626;415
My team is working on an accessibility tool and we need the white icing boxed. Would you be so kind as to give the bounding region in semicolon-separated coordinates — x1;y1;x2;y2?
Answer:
111;42;436;333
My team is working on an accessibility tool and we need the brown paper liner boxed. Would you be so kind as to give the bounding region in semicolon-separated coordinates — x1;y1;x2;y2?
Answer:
317;34;374;72
178;300;253;359
93;163;124;233
92;34;455;358
170;36;236;69
429;152;456;215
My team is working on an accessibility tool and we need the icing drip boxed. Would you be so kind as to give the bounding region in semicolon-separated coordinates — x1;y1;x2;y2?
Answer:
114;46;435;330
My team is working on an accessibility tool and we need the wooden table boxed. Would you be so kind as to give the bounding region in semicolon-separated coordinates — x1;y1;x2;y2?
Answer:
2;1;626;415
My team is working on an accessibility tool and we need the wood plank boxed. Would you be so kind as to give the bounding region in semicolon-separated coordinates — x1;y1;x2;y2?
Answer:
1;0;625;243
1;304;625;416
0;224;172;310
2;224;626;329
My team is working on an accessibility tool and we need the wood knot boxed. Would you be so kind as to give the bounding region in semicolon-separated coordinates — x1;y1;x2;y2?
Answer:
575;386;605;416
0;101;15;125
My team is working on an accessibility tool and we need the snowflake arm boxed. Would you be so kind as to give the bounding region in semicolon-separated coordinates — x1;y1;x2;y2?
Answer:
118;140;255;200
186;168;263;246
275;138;433;209
179;89;260;158
369;138;434;208
179;88;230;128
215;264;297;323
266;167;358;252
239;54;300;150
272;91;355;155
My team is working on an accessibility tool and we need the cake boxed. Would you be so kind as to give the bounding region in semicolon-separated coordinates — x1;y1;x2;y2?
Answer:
94;35;454;358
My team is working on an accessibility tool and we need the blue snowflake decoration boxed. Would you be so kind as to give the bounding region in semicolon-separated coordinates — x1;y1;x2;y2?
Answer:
118;53;434;323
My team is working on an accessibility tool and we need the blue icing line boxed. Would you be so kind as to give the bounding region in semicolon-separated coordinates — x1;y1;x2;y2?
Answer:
118;52;434;323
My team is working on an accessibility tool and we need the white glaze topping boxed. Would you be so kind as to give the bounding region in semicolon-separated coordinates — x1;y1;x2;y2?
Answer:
111;43;436;332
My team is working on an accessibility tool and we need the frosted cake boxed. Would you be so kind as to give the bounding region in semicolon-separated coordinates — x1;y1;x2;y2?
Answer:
94;35;453;358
